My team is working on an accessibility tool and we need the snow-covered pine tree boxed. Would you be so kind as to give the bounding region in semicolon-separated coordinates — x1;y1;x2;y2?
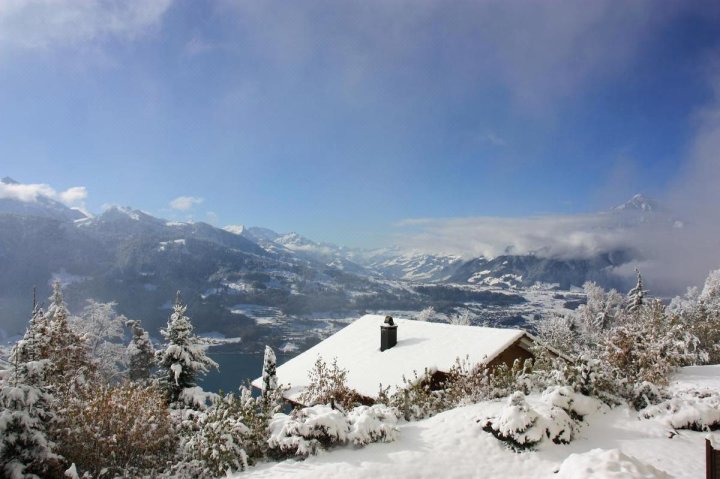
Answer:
126;319;156;381
13;289;51;371
0;297;59;478
156;291;218;406
42;281;96;400
261;345;278;402
626;268;648;313
0;364;58;478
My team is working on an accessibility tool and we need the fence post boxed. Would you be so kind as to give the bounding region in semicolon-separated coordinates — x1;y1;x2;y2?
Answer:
708;439;713;479
708;437;718;479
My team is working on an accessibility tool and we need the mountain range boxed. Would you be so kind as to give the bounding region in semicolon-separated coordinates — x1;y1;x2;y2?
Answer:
0;177;668;340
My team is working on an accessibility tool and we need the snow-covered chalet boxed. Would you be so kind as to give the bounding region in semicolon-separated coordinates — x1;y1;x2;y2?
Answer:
252;314;561;406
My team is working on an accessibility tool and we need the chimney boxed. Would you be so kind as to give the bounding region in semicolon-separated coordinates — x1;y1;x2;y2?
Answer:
380;315;398;351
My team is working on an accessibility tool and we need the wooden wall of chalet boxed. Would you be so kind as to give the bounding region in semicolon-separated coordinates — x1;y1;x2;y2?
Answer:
486;338;534;369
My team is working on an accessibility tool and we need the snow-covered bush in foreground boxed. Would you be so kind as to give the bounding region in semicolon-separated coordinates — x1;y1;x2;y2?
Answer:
298;356;369;410
542;385;604;421
386;367;448;421
171;384;280;477
640;388;720;431
174;394;251;477
268;405;350;457
58;382;176;477
478;390;593;451
347;404;399;445
268;404;400;458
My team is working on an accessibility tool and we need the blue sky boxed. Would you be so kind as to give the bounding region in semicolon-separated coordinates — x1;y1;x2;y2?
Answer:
1;0;720;248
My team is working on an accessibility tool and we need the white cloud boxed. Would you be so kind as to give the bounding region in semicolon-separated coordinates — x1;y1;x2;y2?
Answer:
205;211;219;224
169;196;203;211
220;0;695;113
394;212;641;261
396;60;720;295
58;186;88;206
0;0;172;53
0;181;88;207
0;182;55;202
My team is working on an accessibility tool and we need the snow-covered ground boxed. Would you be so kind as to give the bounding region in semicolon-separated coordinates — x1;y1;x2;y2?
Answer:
237;366;720;478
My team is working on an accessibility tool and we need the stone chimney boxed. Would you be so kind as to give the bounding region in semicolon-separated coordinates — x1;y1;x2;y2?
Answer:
380;315;398;352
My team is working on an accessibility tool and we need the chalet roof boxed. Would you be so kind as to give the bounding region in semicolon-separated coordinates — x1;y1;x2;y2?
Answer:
252;314;526;402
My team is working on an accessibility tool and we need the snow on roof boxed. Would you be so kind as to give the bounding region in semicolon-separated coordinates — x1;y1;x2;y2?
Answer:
253;314;525;401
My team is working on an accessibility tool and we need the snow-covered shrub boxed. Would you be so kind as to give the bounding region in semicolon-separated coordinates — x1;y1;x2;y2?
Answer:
388;368;450;420
173;381;288;476
176;393;251;477
267;403;399;458
625;381;665;411
415;306;435;322
536;313;578;357
641;388;720;431
268;405;350;458
441;357;494;406
542;386;604;421
179;386;218;410
670;271;720;365
601;300;703;404
478;391;577;451
299;356;368;410
490;358;536;397
346;404;400;445
478;392;544;450
449;308;472;326
56;382;176;477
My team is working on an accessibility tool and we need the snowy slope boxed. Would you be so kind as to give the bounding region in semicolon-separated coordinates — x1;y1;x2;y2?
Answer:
363;252;463;282
240;366;720;479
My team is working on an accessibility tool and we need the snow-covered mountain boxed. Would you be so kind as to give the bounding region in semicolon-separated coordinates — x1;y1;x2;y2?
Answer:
0;186;417;337
228;227;373;275
356;249;463;282
614;193;658;213
0;180;668;337
0;177;87;222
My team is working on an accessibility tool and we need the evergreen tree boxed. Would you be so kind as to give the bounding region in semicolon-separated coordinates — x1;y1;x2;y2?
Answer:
0;371;57;478
261;346;278;405
13;289;50;370
42;282;96;400
156;291;218;406
0;297;58;478
126;319;155;382
626;268;648;313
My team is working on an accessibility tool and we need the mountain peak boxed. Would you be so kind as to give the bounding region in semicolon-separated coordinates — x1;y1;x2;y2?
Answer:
614;194;656;212
100;205;154;222
1;177;19;185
